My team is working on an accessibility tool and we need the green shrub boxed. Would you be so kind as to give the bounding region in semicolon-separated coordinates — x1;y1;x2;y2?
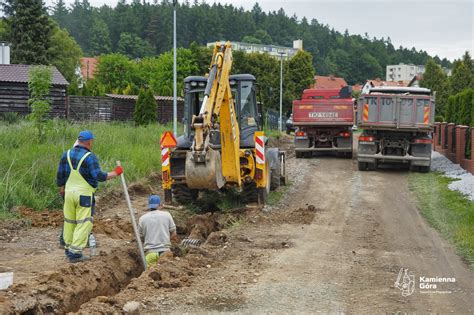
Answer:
28;66;52;140
133;88;157;126
435;114;444;122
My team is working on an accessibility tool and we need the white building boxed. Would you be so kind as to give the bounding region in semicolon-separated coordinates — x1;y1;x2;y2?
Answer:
0;42;10;65
207;40;303;59
386;63;424;82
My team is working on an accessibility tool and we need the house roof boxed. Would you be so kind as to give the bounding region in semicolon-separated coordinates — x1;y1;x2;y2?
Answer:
313;75;347;89
106;94;184;102
0;64;69;86
80;57;99;80
367;78;409;87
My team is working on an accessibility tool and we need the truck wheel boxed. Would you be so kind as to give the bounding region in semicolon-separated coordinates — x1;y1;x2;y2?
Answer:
358;161;367;171
172;184;199;205
418;165;430;173
270;157;281;191
367;162;377;171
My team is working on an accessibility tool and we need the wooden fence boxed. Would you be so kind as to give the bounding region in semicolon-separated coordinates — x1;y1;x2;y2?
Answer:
433;122;474;174
66;95;184;123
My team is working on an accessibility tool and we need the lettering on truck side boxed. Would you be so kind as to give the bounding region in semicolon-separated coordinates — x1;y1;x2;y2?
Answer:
309;112;339;118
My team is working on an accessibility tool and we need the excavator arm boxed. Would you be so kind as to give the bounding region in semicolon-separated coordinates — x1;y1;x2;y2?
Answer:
186;42;241;189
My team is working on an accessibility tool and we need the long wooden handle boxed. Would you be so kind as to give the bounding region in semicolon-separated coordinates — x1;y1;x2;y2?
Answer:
116;161;147;270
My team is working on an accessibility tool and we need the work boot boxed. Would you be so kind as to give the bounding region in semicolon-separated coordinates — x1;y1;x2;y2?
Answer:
68;255;90;263
67;252;90;263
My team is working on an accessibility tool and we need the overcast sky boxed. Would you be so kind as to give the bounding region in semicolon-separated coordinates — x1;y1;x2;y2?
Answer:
47;0;473;61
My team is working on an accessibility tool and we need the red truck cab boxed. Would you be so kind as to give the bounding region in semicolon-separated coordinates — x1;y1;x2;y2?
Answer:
292;86;355;158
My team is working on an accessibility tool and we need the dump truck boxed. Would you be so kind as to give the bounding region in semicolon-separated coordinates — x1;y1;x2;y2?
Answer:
292;86;355;158
163;42;286;205
357;86;435;172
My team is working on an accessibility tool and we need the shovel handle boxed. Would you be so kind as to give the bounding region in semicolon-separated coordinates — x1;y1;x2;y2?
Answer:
116;161;147;270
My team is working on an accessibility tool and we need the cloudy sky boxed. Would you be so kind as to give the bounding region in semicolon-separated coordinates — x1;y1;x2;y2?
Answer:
47;0;473;61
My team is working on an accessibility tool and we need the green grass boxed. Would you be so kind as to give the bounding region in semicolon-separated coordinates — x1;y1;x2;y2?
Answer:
409;172;474;268
0;119;175;214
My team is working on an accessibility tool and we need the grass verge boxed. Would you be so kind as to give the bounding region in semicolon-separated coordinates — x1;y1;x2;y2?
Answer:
0;120;175;214
409;172;474;268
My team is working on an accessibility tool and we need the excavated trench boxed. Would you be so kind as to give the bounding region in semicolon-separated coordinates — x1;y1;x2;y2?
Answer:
0;211;225;314
1;246;143;314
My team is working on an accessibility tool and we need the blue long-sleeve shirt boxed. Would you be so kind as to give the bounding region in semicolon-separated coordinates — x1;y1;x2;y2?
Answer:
56;145;108;189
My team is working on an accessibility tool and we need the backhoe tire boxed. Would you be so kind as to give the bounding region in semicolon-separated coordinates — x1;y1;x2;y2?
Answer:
257;187;267;205
242;182;258;203
172;184;199;205
270;158;281;191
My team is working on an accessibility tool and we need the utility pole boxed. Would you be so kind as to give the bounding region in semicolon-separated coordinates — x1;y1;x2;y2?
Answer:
278;52;285;132
172;0;178;136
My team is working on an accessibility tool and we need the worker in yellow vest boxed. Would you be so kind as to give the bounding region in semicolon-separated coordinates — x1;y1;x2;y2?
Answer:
56;130;123;263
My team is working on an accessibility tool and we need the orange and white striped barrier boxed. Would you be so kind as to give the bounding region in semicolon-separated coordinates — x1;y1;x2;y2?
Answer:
423;106;430;124
362;103;369;122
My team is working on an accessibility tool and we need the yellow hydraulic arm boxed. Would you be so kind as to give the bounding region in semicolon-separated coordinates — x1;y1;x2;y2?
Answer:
185;42;241;189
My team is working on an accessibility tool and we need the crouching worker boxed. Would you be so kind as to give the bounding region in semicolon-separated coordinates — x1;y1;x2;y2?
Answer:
56;130;123;263
138;195;178;267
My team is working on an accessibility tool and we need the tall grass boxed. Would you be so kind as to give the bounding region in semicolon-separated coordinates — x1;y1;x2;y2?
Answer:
0;120;175;214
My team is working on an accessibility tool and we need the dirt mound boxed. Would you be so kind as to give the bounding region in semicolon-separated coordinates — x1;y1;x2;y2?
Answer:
0;246;142;314
76;248;215;314
17;207;63;228
94;216;133;239
283;205;320;224
205;231;228;246
185;213;221;242
0;219;29;242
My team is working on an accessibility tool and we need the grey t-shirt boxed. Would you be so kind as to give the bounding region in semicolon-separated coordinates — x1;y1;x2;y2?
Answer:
138;210;176;253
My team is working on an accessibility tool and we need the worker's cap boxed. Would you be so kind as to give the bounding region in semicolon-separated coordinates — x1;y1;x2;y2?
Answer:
78;130;95;141
148;195;161;209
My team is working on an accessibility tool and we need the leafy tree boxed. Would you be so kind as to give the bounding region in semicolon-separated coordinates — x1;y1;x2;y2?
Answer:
450;59;472;94
134;88;157;126
28;66;52;139
254;29;272;45
288;50;315;100
144;48;198;96
421;59;448;115
3;0;52;64
90;17;112;56
52;0;69;29
242;35;261;44
94;53;138;93
48;22;83;82
117;32;154;59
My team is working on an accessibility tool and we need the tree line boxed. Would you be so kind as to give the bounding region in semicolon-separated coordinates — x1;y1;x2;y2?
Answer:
49;0;450;85
420;51;473;120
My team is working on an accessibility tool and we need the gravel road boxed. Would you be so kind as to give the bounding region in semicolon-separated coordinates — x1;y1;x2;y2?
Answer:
161;156;474;314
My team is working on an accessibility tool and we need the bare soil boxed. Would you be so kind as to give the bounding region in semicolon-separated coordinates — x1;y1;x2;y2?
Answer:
1;138;473;314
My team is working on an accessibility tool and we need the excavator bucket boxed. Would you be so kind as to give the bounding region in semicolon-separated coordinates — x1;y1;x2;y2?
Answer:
185;148;226;189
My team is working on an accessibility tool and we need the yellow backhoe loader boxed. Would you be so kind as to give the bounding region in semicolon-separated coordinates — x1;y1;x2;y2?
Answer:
162;41;286;205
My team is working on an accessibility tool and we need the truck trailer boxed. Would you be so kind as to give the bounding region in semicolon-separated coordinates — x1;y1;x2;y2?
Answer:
357;86;435;172
292;86;355;158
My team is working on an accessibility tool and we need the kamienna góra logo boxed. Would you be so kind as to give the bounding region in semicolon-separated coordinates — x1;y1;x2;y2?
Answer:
395;268;456;296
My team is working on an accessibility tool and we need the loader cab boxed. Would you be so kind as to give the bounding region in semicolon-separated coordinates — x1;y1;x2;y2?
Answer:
181;74;259;148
